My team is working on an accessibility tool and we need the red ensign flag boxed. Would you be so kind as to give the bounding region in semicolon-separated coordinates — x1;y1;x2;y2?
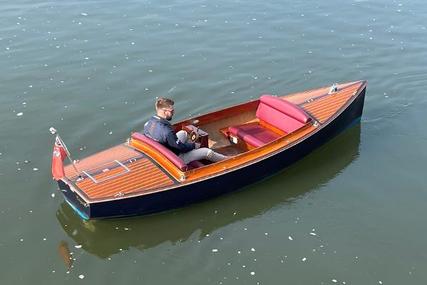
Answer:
52;138;67;180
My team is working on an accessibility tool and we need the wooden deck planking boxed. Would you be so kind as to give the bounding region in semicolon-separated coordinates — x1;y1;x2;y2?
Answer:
75;157;175;200
76;159;153;188
284;81;359;105
301;87;357;123
84;163;166;194
64;144;142;179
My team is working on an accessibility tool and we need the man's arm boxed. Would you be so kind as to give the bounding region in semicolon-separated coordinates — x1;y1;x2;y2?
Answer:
165;131;195;153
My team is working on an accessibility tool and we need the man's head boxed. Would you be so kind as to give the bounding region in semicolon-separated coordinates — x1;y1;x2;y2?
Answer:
155;97;175;121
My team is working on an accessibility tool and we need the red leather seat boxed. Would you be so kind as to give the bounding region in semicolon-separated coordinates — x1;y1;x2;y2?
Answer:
228;123;281;148
228;95;311;147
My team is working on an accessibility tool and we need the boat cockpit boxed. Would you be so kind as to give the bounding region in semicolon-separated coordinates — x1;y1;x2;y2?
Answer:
130;95;314;175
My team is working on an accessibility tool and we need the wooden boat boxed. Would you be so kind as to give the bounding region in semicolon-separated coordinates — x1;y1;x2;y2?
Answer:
52;80;367;219
56;125;361;257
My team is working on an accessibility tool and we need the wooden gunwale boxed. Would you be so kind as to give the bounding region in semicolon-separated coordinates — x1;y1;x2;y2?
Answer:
65;81;366;203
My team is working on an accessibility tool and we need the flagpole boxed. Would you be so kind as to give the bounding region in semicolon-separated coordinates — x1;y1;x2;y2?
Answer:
50;127;80;176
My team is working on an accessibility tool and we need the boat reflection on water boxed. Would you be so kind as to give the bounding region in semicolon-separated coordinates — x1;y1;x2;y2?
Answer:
57;240;73;271
56;125;361;258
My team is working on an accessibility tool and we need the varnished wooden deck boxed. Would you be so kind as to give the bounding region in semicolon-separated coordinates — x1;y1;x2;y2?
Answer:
298;82;360;123
284;81;362;124
64;144;176;200
75;157;175;200
64;145;142;179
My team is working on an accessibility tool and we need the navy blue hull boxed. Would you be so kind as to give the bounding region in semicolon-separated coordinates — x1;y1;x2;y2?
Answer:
58;88;365;219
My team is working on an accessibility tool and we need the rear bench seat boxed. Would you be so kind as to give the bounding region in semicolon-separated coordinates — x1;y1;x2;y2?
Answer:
131;133;204;171
228;95;311;148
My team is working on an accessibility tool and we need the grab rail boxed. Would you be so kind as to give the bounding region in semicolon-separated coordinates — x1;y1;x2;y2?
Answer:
82;160;130;184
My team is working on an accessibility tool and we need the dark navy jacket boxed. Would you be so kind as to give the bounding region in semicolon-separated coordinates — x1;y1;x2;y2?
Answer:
143;116;195;155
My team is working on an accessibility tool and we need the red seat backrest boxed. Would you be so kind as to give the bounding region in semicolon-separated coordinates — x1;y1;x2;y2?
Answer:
256;95;311;133
131;132;188;171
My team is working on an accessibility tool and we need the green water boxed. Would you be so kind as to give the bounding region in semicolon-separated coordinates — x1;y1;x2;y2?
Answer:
1;0;427;284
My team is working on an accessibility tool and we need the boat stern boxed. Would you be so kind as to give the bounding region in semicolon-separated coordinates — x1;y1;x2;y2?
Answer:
57;180;91;220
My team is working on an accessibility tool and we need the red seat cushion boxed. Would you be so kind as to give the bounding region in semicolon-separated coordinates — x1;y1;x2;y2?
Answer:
259;95;311;124
131;132;188;171
228;95;311;148
229;123;281;147
256;95;311;134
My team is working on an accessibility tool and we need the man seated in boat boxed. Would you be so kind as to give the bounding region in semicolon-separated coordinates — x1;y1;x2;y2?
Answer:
144;97;228;164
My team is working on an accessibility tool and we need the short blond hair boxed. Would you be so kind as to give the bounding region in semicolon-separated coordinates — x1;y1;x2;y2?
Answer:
155;97;174;111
